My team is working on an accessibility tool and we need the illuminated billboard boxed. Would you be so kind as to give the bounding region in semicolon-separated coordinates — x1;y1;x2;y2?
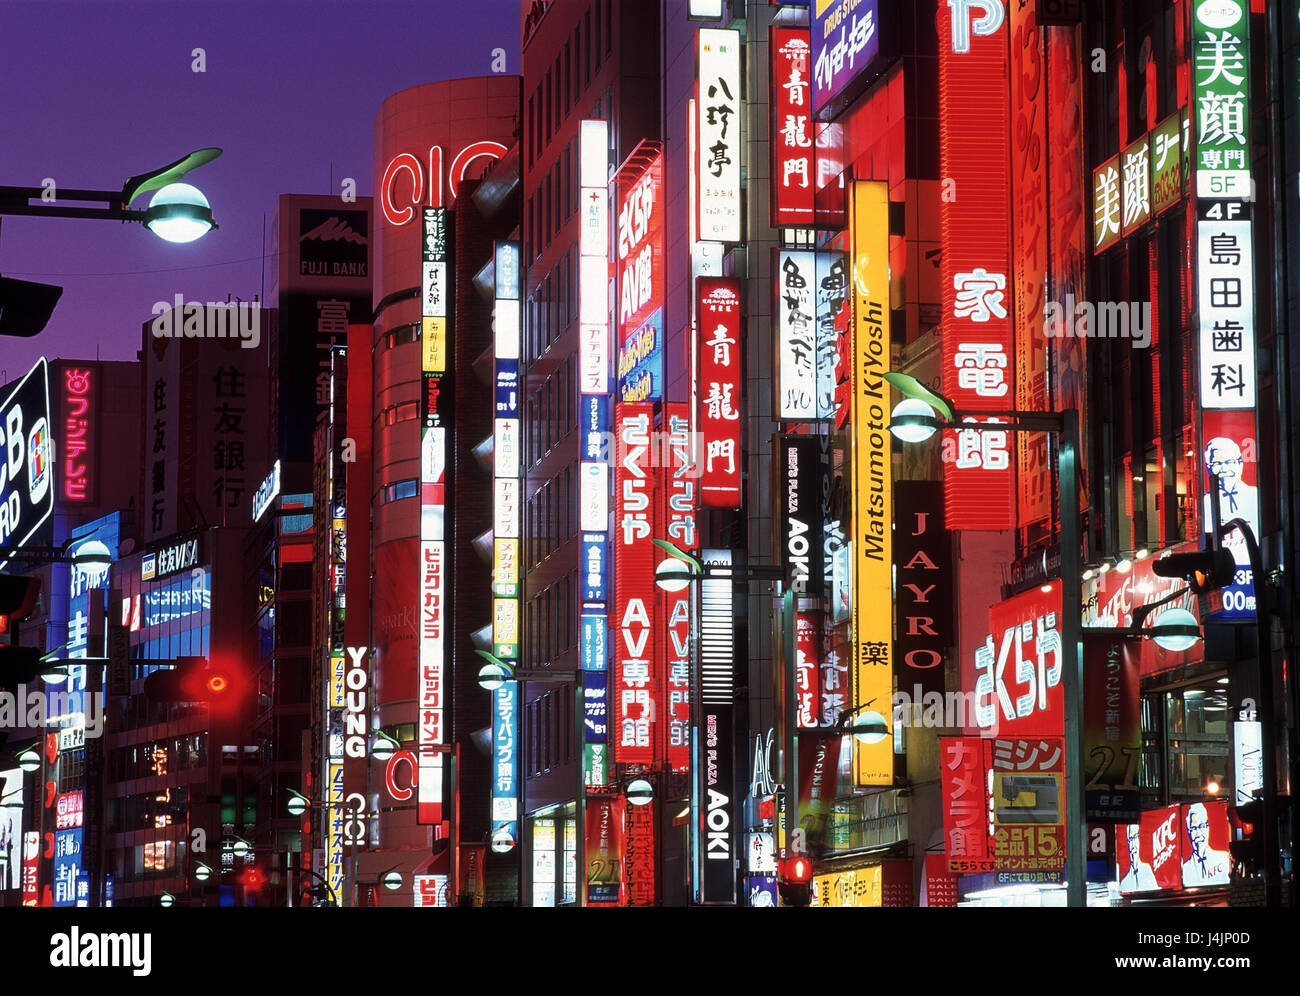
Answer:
938;0;1014;530
771;27;814;226
810;0;880;120
658;403;694;773
697;278;742;508
696;28;742;242
616;147;664;403
0;358;54;566
849;181;892;786
776;250;818;421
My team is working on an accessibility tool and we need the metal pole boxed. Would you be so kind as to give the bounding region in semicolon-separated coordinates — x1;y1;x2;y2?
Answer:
1059;410;1087;908
781;587;797;873
575;674;586;907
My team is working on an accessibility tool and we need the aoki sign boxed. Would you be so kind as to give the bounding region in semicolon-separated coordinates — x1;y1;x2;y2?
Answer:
380;141;509;225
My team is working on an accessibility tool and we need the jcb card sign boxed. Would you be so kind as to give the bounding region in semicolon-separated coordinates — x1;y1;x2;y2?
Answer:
0;358;55;566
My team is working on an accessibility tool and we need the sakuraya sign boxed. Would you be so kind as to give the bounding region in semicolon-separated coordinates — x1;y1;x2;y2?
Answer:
380;142;509;225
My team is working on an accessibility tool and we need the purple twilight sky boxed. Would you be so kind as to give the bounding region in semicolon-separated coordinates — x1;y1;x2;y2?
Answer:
0;0;520;388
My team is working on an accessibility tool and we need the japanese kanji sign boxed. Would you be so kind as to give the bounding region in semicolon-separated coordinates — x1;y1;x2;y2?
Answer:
1150;110;1185;216
1120;132;1151;235
1193;0;1250;199
940;736;995;873
810;0;880;120
696;28;742;242
971;581;1064;739
697;277;743;507
616;148;664;402
776;250;818;420
771;27;815;226
1197;214;1255;409
1082;634;1140;823
657;402;694;772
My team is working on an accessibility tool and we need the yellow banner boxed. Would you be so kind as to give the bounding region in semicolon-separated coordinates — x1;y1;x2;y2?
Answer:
423;316;447;373
493;597;519;657
329;651;345;710
850;180;893;786
813;865;882;907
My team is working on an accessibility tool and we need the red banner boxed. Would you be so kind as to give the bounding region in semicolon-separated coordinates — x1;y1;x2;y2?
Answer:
924;853;958;907
624;799;656;906
614;403;658;764
939;0;1014;529
770;27;814;227
585;797;624;906
697;278;742;507
1117;805;1182;894
940;736;994;873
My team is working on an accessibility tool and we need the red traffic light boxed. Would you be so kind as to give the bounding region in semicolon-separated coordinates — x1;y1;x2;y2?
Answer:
144;656;244;710
782;855;812;884
239;866;266;891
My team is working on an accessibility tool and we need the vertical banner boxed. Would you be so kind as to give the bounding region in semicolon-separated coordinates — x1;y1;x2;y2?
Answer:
939;0;1014;529
770;27;814;227
697;278;743;507
779;434;824;597
988;736;1065;873
417;207;450;826
613;403;658;764
776;250;818;421
940;736;995;873
816;251;851;426
794;611;822;730
660;403;695;773
1082;634;1140;822
579;120;612;695
849;180;892;786
586;797;624;906
1010;0;1050;532
624;798;657;906
491;683;519;849
698;549;737;904
696;28;742;242
615;147;665;403
893;481;951;696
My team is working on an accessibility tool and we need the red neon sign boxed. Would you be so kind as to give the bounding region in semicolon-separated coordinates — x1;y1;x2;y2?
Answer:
613;402;658;765
939;3;1014;530
658;402;694;772
380;141;508;225
697;278;742;508
61;367;93;502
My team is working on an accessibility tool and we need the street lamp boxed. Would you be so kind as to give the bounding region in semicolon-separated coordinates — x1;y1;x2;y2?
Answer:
0;148;222;240
626;779;654;807
159;892;175;907
371;731;400;763
16;746;41;773
194;862;214;883
474;650;577;690
885;370;1088;908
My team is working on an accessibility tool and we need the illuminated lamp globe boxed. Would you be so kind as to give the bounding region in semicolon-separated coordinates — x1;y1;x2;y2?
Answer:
626;778;654;807
144;182;215;243
71;539;112;569
1151;608;1200;653
371;733;397;763
382;871;403;891
41;664;68;685
232;839;250;859
490;827;517;854
889;399;939;444
194;864;212;882
160;893;175;907
478;661;511;692
655;558;692;593
850;710;890;745
286;793;309;818
17;748;41;773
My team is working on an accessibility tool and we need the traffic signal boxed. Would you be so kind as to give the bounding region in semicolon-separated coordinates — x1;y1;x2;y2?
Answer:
778;854;813;907
1151;547;1235;594
143;655;244;712
1229;798;1262;875
1;576;44;694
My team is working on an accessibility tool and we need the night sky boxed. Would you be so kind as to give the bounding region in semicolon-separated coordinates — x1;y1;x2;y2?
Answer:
0;0;520;386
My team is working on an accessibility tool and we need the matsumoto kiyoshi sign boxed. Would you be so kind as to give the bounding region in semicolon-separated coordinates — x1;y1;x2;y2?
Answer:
0;358;54;564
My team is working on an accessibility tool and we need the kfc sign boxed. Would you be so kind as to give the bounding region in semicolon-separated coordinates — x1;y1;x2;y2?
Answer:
380;141;508;225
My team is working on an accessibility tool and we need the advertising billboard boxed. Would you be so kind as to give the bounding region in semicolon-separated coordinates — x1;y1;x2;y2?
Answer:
849;181;892;786
1082;635;1141;822
776;250;818;421
893;481;951;696
697;278;742;507
771;27;815;227
696;28;742;242
779;434;823;597
616;148;664;403
972;581;1064;738
658;403;694;772
0;358;54;565
698;549;736;904
613;403;657;765
939;0;1014;530
810;0;881;121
